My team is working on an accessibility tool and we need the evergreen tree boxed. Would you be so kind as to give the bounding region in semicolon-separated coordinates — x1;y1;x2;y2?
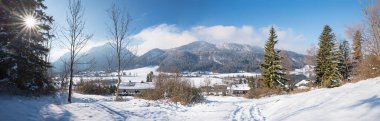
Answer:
352;31;363;74
260;27;286;89
338;40;352;81
315;25;341;87
146;71;154;82
247;76;255;89
0;0;54;93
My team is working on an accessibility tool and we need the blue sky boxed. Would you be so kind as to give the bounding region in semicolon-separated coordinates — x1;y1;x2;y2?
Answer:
45;0;363;61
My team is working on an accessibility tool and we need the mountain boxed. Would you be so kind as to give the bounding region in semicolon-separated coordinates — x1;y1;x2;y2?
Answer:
52;41;305;73
52;43;136;73
135;48;167;66
155;41;305;73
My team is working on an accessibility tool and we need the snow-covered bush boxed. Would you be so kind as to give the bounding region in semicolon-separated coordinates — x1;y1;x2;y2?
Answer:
138;74;203;105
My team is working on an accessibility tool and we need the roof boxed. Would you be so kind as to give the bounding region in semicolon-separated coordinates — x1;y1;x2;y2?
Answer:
227;84;250;91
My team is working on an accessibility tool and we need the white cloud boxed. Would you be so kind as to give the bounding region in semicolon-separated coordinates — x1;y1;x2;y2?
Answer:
131;24;198;55
260;25;308;53
191;25;263;46
131;24;308;55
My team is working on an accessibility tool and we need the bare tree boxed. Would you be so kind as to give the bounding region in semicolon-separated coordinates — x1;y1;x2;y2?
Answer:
356;0;380;79
280;50;296;91
61;0;93;103
203;77;211;95
304;44;317;66
43;23;57;80
59;58;70;92
279;50;293;74
44;24;57;63
345;24;364;40
107;3;135;101
361;0;380;56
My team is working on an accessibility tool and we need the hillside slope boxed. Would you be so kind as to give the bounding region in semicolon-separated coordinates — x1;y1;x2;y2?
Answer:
258;77;380;121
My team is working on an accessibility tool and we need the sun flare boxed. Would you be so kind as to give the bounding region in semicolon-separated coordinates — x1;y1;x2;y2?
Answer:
24;15;37;28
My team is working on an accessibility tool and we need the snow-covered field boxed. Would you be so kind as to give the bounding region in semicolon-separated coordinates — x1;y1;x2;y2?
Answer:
73;66;259;88
1;77;380;121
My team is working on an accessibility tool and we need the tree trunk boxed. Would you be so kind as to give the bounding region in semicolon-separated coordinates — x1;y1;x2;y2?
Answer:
115;71;121;100
114;53;122;101
68;61;74;103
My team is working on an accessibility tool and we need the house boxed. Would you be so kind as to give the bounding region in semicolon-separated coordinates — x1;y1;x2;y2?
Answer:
118;81;154;96
227;84;250;96
201;84;228;96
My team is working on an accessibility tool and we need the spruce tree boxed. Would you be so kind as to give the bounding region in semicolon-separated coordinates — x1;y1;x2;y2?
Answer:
338;40;352;81
315;25;341;87
352;31;363;74
260;27;286;89
329;39;343;86
0;0;54;93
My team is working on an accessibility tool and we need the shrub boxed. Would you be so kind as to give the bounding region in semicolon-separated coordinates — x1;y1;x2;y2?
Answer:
244;87;281;99
138;74;203;105
75;80;116;95
138;89;164;100
354;55;380;81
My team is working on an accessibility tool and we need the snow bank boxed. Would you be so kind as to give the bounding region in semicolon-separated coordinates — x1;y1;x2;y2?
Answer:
258;77;380;121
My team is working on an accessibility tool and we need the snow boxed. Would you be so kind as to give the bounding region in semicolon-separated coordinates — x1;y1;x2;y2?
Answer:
228;84;250;91
119;82;154;90
184;77;224;88
291;65;315;78
205;73;260;78
72;66;257;89
295;80;310;87
72;66;159;84
258;77;380;121
213;56;223;64
0;77;380;121
2;77;380;120
5;70;380;121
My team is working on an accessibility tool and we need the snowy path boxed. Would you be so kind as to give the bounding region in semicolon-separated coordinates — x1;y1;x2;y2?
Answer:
230;102;265;121
95;103;127;120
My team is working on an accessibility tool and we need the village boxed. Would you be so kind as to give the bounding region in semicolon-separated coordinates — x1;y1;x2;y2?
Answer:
54;66;313;97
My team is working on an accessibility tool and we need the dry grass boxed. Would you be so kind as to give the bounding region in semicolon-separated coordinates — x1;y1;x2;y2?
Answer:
288;88;311;94
244;87;281;99
353;55;380;82
75;80;116;95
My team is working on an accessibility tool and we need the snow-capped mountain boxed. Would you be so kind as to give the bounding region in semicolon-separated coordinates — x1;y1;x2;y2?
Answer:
155;41;305;73
52;43;136;73
216;43;262;52
52;41;305;73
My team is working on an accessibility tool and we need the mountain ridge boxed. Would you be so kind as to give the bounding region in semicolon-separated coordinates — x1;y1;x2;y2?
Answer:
52;41;305;73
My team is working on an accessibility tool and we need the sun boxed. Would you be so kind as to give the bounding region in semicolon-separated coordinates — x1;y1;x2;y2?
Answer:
24;15;37;28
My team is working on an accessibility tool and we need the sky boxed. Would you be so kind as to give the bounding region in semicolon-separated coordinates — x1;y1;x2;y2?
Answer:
44;0;364;62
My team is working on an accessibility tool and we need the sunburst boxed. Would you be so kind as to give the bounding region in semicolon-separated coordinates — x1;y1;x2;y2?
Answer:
23;15;37;28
